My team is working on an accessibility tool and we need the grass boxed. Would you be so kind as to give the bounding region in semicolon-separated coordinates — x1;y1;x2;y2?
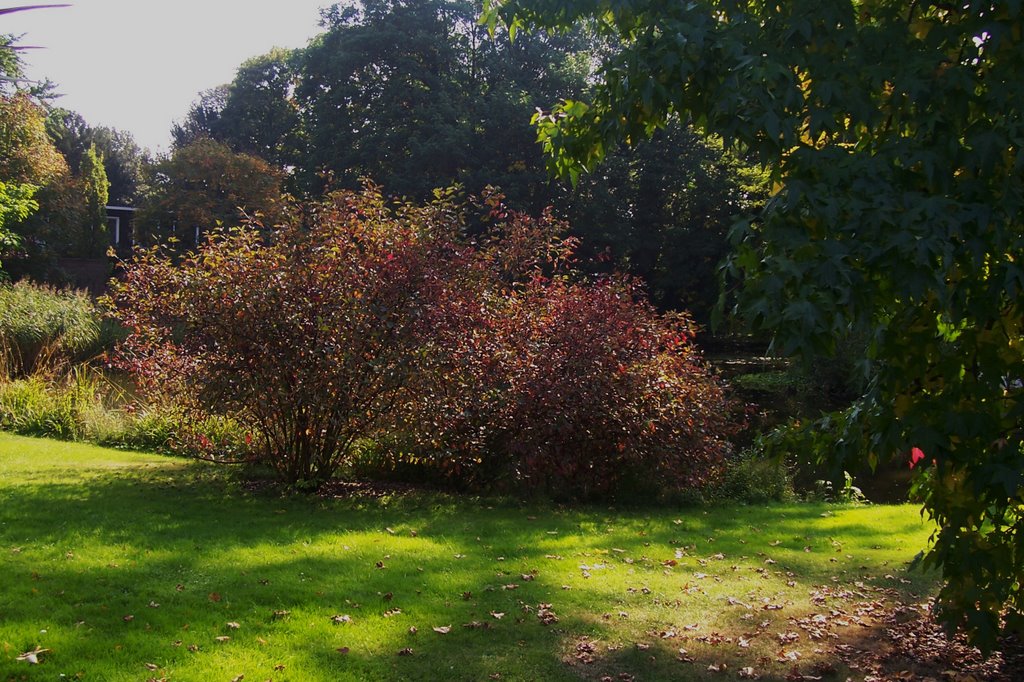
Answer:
0;434;938;681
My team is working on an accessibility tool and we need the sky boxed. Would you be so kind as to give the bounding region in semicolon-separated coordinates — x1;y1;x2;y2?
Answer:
4;1;332;155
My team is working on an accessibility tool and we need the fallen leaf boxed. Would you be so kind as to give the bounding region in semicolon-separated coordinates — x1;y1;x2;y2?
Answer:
272;610;290;620
145;662;159;671
707;662;727;672
397;647;414;656
208;592;221;602
433;625;452;634
148;601;160;608
274;664;285;671
738;666;758;679
215;636;230;643
331;614;352;624
490;611;505;619
409;626;418;634
337;647;350;654
123;614;135;622
230;675;244;682
226;621;240;630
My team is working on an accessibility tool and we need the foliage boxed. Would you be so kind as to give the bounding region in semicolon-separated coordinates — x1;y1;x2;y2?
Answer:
485;0;1024;647
566;122;769;321
0;91;67;187
171;2;764;322
713;449;794;505
47;108;146;205
0;179;35;257
390;190;732;499
172;49;301;171
76;144;110;256
111;185;730;494
135;138;286;246
410;267;732;499
0;280;99;378
110;185;457;484
0;367;97;439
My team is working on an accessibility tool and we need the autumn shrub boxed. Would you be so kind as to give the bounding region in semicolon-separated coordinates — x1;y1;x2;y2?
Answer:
0;280;100;378
407;272;732;499
107;187;465;484
398;194;733;499
109;185;733;494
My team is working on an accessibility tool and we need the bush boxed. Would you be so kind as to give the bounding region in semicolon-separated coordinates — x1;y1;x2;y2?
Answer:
401;193;733;500
0;368;98;439
109;185;734;495
0;280;100;378
108;186;463;484
410;275;732;499
714;450;794;504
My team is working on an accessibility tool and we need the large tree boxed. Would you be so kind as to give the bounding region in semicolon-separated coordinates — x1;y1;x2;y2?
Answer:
485;0;1024;647
136;139;286;246
171;49;300;172
48;109;146;205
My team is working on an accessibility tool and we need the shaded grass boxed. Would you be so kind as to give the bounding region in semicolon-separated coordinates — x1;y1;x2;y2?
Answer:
0;434;937;681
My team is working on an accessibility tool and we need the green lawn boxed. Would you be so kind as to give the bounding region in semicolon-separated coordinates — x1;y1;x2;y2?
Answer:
0;434;937;681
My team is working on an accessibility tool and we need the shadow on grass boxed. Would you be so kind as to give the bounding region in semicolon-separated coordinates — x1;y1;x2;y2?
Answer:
0;453;938;681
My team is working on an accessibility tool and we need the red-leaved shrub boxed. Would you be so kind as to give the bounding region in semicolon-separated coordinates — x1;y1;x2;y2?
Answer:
108;186;466;484
403;192;732;499
109;184;731;495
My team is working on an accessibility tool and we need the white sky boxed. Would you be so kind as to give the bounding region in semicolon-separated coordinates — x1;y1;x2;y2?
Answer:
4;1;332;155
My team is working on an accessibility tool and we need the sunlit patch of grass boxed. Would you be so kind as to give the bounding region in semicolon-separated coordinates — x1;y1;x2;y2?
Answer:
0;433;938;681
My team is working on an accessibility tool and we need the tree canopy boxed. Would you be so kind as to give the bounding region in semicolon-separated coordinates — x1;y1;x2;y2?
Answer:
485;0;1024;648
